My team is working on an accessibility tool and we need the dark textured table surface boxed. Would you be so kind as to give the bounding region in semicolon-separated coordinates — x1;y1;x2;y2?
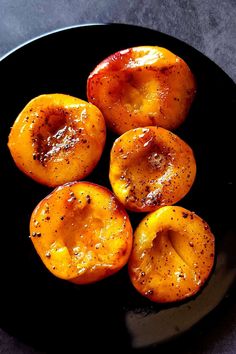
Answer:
0;1;235;353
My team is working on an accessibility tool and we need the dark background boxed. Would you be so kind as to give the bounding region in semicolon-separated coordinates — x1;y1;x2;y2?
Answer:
0;1;235;353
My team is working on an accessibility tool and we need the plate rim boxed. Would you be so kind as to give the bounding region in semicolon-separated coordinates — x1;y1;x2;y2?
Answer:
0;22;235;86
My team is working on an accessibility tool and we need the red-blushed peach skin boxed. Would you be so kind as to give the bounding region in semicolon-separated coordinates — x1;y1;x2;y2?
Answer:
128;206;215;303
87;46;196;134
8;94;106;187
109;126;196;212
30;182;133;284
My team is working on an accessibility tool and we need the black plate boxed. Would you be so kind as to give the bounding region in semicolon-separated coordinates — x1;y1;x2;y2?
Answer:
0;24;235;353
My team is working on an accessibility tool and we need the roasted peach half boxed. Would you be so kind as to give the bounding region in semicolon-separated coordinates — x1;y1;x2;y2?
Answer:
129;206;215;303
8;94;106;187
87;46;196;134
109;127;196;212
30;182;133;284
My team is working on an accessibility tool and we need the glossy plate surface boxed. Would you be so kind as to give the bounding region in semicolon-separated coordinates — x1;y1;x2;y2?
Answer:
0;24;235;352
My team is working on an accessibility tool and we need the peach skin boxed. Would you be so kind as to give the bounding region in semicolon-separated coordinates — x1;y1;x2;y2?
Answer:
129;206;215;303
109;126;196;212
87;46;196;134
30;182;133;284
8;94;106;187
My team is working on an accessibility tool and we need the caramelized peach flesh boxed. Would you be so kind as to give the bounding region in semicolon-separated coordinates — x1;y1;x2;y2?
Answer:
8;94;106;187
30;182;133;284
87;46;196;134
109;127;196;212
129;206;215;303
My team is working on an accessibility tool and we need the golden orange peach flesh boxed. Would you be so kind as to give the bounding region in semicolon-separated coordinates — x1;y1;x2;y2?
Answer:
8;94;106;187
109;126;196;212
128;206;215;303
30;182;133;284
87;46;196;134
